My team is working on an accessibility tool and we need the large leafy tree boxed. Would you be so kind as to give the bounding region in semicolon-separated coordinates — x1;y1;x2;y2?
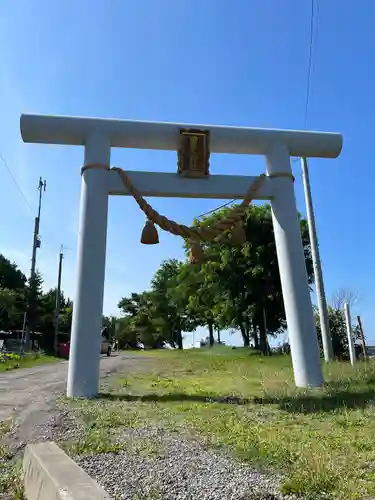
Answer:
175;261;221;346
118;292;144;317
0;253;74;352
0;254;27;291
59;301;73;333
117;260;195;350
117;291;152;348
0;255;27;330
186;204;313;353
35;288;72;352
0;288;19;327
149;259;194;349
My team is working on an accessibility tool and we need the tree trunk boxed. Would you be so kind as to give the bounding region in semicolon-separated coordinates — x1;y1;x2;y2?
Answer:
258;322;268;356
245;319;251;346
175;329;183;350
252;331;260;349
251;321;260;351
217;329;221;344
267;339;272;356
208;321;215;347
240;324;250;347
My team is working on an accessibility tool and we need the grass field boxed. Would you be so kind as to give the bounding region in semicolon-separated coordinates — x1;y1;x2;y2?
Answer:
0;421;24;499
65;347;375;499
0;352;58;372
0;353;57;499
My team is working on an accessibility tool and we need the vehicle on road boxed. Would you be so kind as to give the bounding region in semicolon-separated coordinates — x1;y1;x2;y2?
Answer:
58;335;112;358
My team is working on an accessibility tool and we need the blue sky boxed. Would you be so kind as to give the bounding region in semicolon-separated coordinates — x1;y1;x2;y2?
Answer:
1;0;374;346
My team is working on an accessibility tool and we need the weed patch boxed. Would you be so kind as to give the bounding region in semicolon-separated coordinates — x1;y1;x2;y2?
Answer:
66;348;375;499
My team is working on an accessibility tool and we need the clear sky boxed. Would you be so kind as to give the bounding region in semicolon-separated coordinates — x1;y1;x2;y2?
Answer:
1;0;374;346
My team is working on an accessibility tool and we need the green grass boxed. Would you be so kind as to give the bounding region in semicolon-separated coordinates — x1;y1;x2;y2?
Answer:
0;352;58;372
0;420;24;499
0;353;57;499
65;347;375;499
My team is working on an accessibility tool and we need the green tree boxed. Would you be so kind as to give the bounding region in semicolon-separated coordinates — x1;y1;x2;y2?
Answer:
189;204;313;353
118;292;143;317
0;253;75;350
0;255;28;330
35;288;72;352
175;261;221;347
0;288;19;327
0;254;27;291
150;259;193;349
59;302;73;333
115;315;138;349
117;291;155;347
117;260;195;349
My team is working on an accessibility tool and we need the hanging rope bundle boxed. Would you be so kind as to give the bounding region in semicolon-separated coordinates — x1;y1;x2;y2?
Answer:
81;163;293;263
113;167;266;262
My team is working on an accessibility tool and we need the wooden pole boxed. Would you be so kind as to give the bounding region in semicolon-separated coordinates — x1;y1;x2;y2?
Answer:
357;315;368;361
54;247;64;355
344;303;356;366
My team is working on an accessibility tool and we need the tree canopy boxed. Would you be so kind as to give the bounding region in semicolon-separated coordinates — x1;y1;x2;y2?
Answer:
0;253;73;352
115;203;316;354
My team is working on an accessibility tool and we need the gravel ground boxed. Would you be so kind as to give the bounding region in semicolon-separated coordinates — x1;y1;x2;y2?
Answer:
0;354;150;499
75;426;296;500
1;355;298;499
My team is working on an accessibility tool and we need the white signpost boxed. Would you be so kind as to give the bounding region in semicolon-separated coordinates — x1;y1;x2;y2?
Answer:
20;114;342;397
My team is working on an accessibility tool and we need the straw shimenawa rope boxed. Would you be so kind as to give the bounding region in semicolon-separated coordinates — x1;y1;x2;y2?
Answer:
81;164;294;243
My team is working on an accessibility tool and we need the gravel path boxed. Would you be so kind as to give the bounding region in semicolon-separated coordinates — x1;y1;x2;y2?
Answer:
0;354;147;456
75;427;295;500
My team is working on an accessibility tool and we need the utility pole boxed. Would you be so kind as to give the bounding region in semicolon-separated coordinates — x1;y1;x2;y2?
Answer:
54;246;64;355
301;158;333;362
26;177;47;350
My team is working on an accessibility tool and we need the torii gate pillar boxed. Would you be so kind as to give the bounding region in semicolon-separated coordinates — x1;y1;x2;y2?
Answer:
20;114;342;397
266;142;323;386
67;133;111;397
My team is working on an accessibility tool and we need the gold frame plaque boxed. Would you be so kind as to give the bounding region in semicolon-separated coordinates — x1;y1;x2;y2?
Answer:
177;128;210;178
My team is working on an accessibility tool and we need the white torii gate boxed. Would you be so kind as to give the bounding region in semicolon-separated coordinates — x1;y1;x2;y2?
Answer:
20;114;342;397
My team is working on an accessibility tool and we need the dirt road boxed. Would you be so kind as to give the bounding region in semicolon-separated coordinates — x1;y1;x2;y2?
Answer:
0;354;145;452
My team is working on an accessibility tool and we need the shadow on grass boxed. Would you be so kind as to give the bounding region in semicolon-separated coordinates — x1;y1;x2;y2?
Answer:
255;389;375;413
99;392;250;405
99;388;375;413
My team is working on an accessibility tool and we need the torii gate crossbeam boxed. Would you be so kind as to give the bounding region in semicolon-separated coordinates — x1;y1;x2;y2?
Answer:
20;114;342;397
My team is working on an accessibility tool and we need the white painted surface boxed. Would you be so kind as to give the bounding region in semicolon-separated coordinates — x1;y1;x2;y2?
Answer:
67;134;110;397
266;143;323;387
344;302;356;366
108;170;273;199
23;442;111;499
20;114;342;158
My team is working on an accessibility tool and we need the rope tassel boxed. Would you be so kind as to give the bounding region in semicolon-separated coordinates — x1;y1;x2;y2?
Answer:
189;240;204;264
141;219;159;245
231;221;246;245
